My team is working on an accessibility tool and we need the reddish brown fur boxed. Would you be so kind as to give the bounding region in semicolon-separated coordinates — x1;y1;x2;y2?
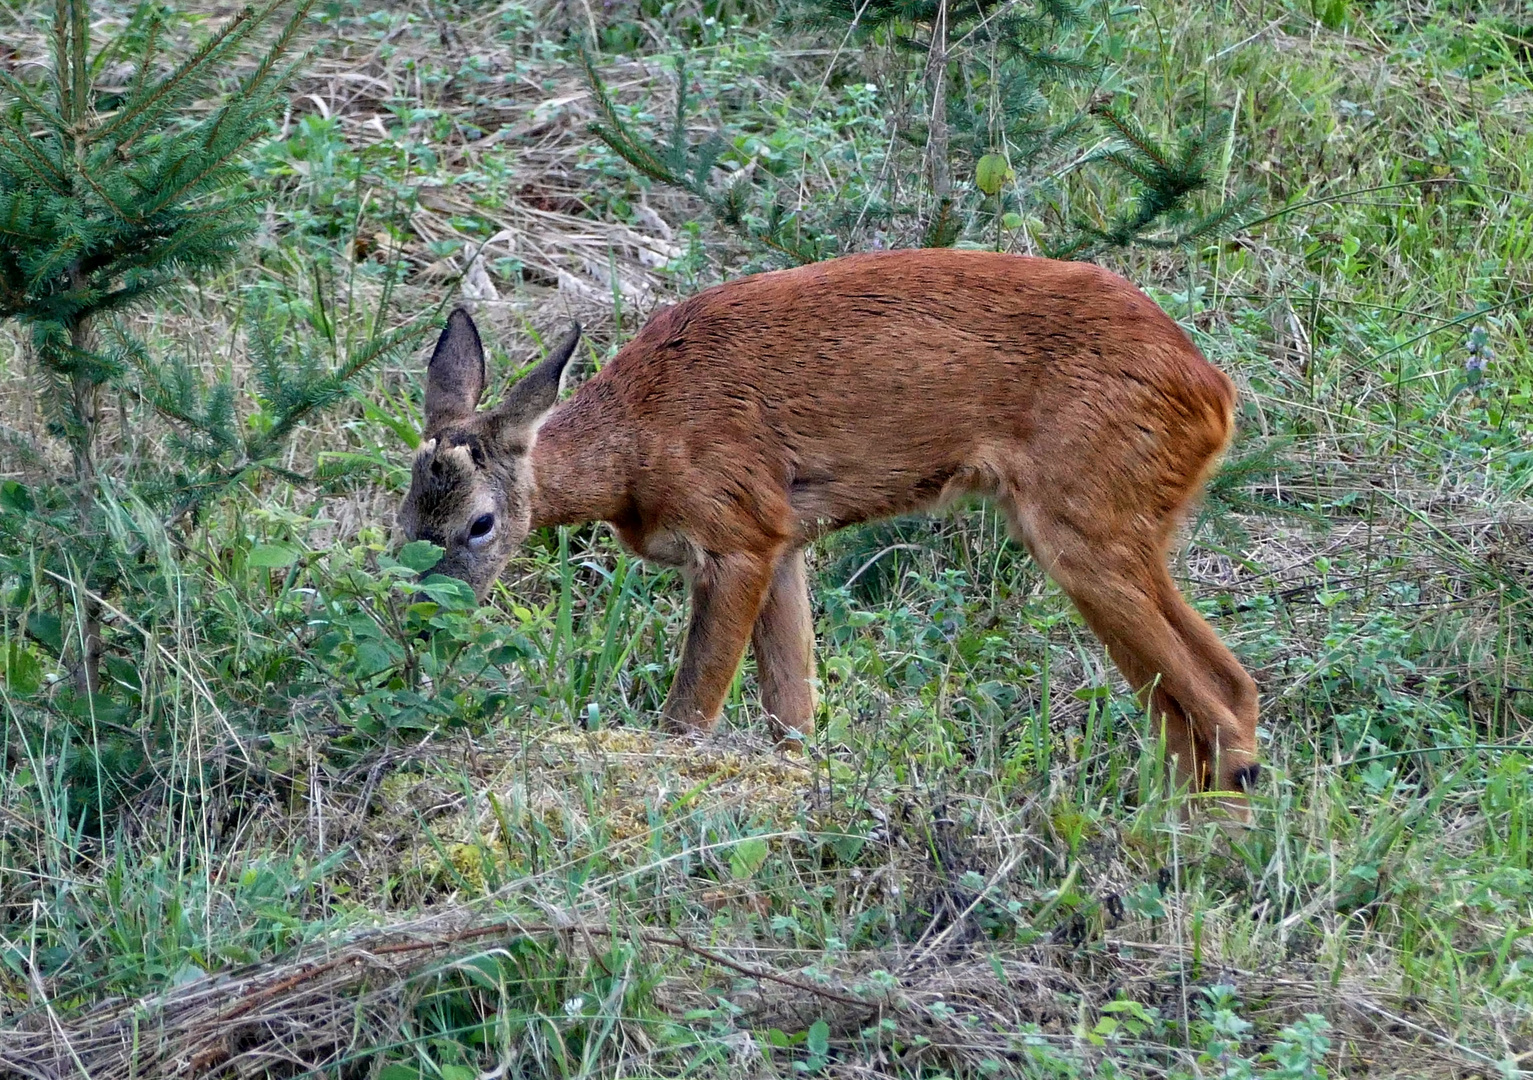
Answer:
399;249;1261;798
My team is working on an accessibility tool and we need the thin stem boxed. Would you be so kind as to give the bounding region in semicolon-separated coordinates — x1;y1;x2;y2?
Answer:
926;0;952;205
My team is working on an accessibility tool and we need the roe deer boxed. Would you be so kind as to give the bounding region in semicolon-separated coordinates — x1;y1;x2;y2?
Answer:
398;249;1261;799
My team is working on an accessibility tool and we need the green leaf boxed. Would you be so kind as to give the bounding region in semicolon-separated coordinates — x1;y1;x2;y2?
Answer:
1102;999;1154;1022
1;644;44;694
458;953;509;991
377;1066;420;1080
398;540;444;573
976;154;1014;196
806;1019;830;1059
824;655;854;680
26;613;63;655
0;481;34;514
420;575;477;609
828;831;864;863
729;836;770;880
248;542;300;568
170;963;206;986
352;640;397;677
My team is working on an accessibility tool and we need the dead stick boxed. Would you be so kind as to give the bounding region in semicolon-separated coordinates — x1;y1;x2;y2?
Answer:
189;918;866;1033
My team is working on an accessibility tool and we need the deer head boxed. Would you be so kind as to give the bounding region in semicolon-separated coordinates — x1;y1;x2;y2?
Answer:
398;309;581;598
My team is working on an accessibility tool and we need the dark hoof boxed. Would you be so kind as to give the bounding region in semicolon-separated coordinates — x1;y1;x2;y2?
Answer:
1231;763;1262;792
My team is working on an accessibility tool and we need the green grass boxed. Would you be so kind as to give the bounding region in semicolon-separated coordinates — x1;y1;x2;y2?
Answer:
1;0;1532;1076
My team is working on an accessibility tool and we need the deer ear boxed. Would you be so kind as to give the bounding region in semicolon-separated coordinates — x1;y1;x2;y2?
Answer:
491;323;582;441
424;308;486;431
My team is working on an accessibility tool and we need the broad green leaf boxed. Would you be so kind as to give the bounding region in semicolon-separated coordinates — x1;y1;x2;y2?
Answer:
976;154;1013;195
0;481;34;514
352;640;397;677
398;540;444;573
806;1018;830;1058
2;644;43;693
730;836;770;880
26;612;62;655
421;575;477;609
248;543;300;568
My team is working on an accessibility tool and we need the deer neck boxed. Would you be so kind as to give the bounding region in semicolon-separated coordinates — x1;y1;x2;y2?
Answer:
528;381;633;529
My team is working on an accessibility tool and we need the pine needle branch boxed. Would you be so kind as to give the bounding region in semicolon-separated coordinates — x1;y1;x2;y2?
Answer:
0;68;70;132
582;49;829;264
86;0;265;148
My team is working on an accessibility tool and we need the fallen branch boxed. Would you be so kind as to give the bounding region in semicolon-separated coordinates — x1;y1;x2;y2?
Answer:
0;910;867;1080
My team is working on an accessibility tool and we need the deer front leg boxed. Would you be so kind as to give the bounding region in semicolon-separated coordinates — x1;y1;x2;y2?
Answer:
662;550;779;732
751;547;817;742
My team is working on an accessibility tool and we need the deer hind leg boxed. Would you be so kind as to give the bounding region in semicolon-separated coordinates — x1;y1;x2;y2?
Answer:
662;549;780;733
1006;503;1258;796
751;546;818;743
1074;595;1213;794
1158;582;1261;793
1067;561;1257;796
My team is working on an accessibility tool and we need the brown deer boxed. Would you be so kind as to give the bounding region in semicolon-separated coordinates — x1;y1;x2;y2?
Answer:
397;249;1261;799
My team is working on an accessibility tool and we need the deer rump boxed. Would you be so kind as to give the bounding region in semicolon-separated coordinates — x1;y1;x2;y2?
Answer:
406;249;1261;800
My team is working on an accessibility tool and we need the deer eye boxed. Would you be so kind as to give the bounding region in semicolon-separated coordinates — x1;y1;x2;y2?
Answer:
468;513;495;540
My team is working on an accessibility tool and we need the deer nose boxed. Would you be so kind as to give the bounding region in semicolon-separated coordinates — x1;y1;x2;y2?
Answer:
418;554;478;592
